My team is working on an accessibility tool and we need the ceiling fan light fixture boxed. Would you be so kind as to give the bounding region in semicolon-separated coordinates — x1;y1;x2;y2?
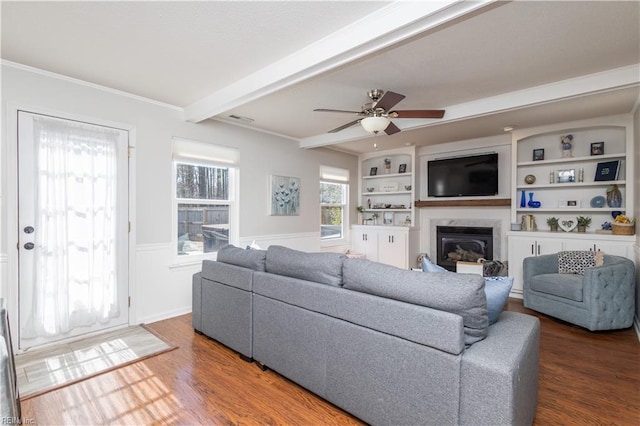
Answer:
361;116;391;134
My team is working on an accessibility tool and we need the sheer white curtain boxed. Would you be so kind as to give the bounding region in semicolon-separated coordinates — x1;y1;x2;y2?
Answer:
23;116;121;338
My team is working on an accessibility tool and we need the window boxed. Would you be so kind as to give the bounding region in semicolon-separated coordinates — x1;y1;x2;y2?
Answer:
320;166;349;241
173;138;238;259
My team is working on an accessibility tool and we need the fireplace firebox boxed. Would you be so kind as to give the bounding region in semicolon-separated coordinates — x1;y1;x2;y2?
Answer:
436;226;493;271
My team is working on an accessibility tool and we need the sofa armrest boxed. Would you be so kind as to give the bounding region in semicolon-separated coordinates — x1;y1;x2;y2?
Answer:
192;272;202;332
582;256;635;329
460;312;540;426
523;254;558;291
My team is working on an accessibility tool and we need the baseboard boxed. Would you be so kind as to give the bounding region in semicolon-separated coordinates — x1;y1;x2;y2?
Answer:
138;306;192;325
634;315;640;342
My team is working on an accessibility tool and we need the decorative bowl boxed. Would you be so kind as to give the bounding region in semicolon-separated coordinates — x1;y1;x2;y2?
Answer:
524;174;536;184
404;185;412;190
366;187;375;192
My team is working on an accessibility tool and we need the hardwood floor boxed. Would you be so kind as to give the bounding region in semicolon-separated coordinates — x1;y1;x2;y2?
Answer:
20;299;639;425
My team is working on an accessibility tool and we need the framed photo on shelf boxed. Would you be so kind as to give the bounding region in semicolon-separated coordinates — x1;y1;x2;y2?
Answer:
398;163;407;173
532;148;544;161
594;160;620;181
369;167;378;176
557;169;576;183
590;141;604;156
383;212;393;225
558;199;581;208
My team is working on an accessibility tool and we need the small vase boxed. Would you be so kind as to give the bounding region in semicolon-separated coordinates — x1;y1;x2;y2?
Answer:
527;192;541;208
606;184;622;208
520;190;526;208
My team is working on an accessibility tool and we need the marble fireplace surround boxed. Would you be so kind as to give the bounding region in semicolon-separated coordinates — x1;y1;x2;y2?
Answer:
429;219;502;264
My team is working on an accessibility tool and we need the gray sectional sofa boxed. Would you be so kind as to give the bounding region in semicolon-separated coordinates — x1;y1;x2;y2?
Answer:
192;245;540;425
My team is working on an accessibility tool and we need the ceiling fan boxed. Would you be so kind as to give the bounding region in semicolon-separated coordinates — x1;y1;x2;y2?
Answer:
314;89;445;135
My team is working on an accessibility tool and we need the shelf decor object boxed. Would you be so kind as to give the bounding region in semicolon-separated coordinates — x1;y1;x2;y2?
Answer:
533;148;544;161
594;160;620;181
560;134;573;158
559;219;577;233
612;215;635;235
527;192;541;208
590;196;606;208
557;169;575;183
606;184;622;207
590;141;604;156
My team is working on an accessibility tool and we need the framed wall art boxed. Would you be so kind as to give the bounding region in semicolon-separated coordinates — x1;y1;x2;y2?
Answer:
270;175;300;216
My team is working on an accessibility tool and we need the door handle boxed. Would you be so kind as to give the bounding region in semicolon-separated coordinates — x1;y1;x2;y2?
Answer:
24;242;35;250
24;226;35;234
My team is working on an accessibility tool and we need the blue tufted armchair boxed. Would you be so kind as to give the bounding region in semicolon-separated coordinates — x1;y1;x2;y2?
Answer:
523;253;635;331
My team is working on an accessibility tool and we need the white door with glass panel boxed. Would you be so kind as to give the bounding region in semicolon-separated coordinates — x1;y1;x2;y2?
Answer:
17;111;129;350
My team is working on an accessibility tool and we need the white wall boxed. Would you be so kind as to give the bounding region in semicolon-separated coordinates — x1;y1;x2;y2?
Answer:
0;63;357;324
416;134;512;263
633;102;640;335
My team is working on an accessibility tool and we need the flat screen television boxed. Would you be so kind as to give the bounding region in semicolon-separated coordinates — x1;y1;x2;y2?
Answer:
428;153;498;197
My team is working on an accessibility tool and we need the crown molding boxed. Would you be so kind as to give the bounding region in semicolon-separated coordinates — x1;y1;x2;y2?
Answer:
2;60;183;112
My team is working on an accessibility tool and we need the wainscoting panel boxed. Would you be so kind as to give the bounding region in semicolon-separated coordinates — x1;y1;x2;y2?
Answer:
135;243;196;325
239;232;321;252
0;253;7;299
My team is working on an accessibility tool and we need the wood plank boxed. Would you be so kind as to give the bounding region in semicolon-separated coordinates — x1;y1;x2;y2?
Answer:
415;198;511;207
20;302;640;425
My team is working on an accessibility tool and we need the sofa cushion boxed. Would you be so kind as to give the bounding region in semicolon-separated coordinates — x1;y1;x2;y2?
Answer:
483;276;514;325
422;256;447;272
343;258;487;345
202;260;254;292
266;245;346;287
530;273;583;302
217;244;267;272
558;250;604;275
253;272;465;355
423;257;511;325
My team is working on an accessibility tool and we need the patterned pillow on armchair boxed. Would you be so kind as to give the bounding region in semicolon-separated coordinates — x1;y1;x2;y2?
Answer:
558;250;604;275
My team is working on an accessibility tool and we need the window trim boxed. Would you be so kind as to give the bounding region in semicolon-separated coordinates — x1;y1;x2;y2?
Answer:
171;141;239;266
320;179;349;247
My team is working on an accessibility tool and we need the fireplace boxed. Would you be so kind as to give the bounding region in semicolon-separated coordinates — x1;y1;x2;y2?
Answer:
436;226;493;271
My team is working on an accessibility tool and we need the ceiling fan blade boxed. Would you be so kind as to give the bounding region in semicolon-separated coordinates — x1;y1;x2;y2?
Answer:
374;91;405;111
384;121;401;135
314;108;364;115
328;119;361;133
389;109;445;119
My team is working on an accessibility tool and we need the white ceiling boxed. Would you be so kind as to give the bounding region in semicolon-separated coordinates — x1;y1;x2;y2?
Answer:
2;1;639;155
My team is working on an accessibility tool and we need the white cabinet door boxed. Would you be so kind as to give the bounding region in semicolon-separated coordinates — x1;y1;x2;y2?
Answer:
508;236;563;295
378;230;408;269
352;228;378;262
563;240;632;259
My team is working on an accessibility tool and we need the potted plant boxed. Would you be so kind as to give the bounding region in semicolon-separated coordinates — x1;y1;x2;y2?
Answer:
576;216;591;232
546;217;559;232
